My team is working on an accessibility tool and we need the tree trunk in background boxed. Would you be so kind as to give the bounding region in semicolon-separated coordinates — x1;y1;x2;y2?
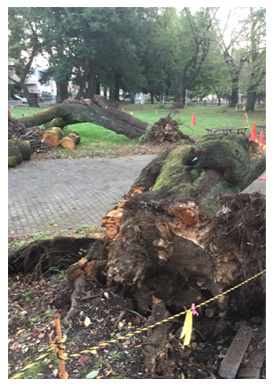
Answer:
109;69;116;102
86;61;96;101
150;92;154;105
21;83;39;107
56;82;69;104
229;79;239;107
18;96;149;139
75;58;91;101
95;81;100;96
114;76;120;101
246;90;256;112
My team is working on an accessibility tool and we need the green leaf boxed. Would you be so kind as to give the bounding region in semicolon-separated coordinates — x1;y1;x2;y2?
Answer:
85;370;99;379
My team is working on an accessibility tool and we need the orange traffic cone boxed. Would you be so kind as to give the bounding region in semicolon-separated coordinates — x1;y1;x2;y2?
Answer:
259;174;266;181
249;122;257;142
122;108;125;112
8;108;11;115
258;131;264;149
191;112;196;126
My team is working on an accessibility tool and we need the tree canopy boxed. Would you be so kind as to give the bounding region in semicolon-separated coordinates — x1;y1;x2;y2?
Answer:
8;7;266;108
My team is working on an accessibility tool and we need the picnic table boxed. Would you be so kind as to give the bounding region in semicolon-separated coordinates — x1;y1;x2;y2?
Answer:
205;127;248;135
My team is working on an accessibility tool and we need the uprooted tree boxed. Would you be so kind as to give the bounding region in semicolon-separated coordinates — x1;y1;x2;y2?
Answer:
8;133;266;374
9;133;266;313
17;96;149;139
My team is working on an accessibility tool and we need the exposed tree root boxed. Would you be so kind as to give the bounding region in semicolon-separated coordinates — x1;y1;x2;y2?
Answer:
142;116;195;145
8;236;97;279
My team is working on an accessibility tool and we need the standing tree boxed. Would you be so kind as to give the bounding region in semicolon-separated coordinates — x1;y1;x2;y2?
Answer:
156;7;218;107
244;8;266;111
39;7;78;103
214;8;251;107
8;7;44;107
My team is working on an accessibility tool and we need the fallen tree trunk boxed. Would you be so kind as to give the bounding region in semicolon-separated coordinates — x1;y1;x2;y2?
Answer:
17;96;149;139
42;127;64;147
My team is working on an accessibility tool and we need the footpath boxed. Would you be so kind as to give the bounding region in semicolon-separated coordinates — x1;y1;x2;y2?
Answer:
8;155;155;237
8;156;266;237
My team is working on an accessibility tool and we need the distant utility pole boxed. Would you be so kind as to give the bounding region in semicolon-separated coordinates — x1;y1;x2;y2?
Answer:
185;89;188;106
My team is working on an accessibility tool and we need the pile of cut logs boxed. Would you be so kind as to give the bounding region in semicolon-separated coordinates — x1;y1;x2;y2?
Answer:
41;127;81;150
8;115;81;168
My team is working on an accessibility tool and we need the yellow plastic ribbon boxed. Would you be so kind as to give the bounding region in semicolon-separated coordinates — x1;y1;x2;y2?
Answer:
179;310;193;346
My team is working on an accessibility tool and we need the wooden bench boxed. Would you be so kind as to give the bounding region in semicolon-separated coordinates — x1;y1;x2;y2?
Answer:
205;127;248;135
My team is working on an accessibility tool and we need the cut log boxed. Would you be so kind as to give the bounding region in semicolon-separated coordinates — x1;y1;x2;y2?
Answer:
42;127;64;147
8;156;17;168
8;144;23;165
17;96;149;139
8;139;31;160
61;132;81;149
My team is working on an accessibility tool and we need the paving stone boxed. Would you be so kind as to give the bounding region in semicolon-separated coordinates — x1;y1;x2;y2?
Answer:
218;325;254;379
8;156;156;237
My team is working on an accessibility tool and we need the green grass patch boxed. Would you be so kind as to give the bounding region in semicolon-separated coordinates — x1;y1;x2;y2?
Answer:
10;104;266;158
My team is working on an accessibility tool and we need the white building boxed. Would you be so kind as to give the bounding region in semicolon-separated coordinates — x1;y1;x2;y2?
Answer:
8;55;57;98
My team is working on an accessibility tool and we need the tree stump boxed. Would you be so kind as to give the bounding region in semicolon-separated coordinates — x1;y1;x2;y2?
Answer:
42;127;64;147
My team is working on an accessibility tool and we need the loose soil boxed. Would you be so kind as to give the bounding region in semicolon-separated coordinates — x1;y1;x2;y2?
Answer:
8;229;266;379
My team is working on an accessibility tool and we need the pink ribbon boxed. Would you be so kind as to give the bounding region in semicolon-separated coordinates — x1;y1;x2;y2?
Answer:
191;303;199;316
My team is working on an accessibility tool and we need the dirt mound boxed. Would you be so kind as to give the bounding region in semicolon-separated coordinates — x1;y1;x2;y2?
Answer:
142;117;195;145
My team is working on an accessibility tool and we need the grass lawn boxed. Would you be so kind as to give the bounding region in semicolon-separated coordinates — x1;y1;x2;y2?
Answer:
10;103;266;159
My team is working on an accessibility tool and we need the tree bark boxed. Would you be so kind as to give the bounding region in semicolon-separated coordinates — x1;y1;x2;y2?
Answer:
56;82;69;104
86;60;96;101
18;96;149;139
246;90;256;112
230;79;239;107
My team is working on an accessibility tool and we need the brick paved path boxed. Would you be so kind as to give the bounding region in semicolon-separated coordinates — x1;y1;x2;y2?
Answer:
8;156;155;237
